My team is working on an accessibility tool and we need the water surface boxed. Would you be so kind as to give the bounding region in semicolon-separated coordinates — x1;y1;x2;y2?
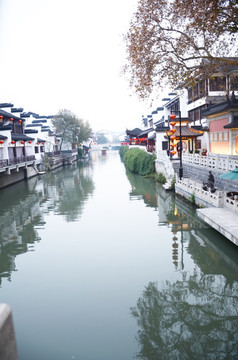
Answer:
0;151;238;359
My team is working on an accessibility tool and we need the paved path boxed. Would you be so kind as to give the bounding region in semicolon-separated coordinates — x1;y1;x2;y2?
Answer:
197;207;238;246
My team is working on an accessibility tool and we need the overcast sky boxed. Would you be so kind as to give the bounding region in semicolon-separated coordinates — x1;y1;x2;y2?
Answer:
0;0;165;132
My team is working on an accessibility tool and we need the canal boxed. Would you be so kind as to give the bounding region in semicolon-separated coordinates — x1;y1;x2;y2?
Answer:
0;150;238;360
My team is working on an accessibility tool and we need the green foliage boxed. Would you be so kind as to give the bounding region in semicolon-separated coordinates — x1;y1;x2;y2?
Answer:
119;145;129;160
123;148;156;176
78;147;84;159
149;172;166;184
52;109;92;149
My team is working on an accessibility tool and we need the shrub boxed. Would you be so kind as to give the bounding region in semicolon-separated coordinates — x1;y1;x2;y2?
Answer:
119;145;129;160
123;148;156;176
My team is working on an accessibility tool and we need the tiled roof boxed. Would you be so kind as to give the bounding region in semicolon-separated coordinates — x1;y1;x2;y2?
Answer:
11;134;35;141
137;127;153;137
224;116;238;129
126;128;142;136
166;126;204;138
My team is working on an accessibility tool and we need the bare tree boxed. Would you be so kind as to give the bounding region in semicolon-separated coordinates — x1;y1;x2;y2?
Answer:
124;0;238;98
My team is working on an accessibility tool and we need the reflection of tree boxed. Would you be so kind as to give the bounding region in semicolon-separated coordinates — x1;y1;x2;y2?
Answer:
131;274;238;360
126;169;158;208
42;165;94;222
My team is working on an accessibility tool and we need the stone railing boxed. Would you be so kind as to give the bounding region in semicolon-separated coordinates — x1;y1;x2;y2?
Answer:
182;153;238;171
176;177;224;207
176;177;238;212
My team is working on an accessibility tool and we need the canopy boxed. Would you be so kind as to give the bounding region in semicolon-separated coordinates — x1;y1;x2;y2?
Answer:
219;168;238;180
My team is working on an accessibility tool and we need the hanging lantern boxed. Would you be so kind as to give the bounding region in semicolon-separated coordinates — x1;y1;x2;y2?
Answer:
28;141;32;144
41;142;45;145
10;118;14;121
18;120;22;124
21;141;24;144
170;135;176;141
170;114;176;120
11;140;15;144
170;143;177;148
37;142;39;145
170;128;176;133
0;140;4;144
170;150;176;156
170;121;176;126
0;115;3;121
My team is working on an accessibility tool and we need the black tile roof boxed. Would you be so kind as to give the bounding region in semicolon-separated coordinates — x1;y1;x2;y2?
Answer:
11;133;35;141
126;128;142;136
224;116;238;129
0;134;8;139
138;127;153;137
0;109;24;121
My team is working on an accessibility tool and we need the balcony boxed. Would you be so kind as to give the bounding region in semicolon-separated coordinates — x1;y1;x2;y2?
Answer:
0;155;36;173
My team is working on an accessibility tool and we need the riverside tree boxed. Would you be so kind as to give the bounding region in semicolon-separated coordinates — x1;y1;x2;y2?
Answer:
124;0;238;98
52;109;92;149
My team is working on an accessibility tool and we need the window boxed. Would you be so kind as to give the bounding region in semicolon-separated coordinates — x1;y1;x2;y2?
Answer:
35;146;39;153
209;76;226;91
214;133;218;141
210;133;213;141
219;132;223;141
224;132;228;141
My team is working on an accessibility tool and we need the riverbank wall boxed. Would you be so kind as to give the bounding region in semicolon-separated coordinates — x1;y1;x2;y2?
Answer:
0;304;18;360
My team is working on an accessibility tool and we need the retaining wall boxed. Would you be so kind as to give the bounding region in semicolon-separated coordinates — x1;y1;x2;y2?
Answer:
0;304;18;360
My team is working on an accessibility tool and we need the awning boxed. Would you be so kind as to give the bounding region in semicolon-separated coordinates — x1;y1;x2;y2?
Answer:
219;168;238;180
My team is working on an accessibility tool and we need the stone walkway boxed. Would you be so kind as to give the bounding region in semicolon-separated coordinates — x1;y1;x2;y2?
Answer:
197;207;238;246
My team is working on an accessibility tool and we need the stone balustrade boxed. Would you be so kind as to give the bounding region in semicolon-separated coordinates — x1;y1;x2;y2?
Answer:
182;153;238;171
176;176;238;212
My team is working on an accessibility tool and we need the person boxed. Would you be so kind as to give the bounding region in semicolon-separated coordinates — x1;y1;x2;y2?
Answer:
207;171;214;188
203;171;215;192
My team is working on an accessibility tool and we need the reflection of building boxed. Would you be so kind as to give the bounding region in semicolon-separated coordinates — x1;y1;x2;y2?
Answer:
0;163;95;285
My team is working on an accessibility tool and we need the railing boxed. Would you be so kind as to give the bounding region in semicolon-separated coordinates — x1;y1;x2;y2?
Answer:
182;153;238;171
176;177;238;212
45;151;61;157
0;156;35;168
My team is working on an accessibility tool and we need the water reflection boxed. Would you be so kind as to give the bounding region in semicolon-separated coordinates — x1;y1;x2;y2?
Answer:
131;274;238;360
0;163;94;285
126;171;238;359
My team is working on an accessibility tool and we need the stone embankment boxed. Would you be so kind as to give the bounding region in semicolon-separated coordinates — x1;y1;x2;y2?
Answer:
0;304;18;360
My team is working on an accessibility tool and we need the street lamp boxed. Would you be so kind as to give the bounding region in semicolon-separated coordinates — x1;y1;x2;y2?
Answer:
170;110;183;180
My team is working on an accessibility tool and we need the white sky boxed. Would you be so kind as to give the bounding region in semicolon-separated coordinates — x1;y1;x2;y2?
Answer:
0;0;163;132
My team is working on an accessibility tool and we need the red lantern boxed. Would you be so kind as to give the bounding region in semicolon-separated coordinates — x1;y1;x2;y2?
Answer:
0;140;4;144
18;120;22;124
10;118;14;121
37;142;39;145
11;140;15;144
170;121;176;126
21;141;24;144
41;142;44;145
0;115;3;120
170;135;176;140
170;128;176;133
170;143;176;148
170;150;176;156
170;114;176;120
28;141;32;144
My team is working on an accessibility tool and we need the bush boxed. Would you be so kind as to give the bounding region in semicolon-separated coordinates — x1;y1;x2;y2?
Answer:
119;145;129;160
123;148;156;176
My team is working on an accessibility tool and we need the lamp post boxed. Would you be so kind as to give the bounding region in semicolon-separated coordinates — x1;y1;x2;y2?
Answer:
170;110;183;180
